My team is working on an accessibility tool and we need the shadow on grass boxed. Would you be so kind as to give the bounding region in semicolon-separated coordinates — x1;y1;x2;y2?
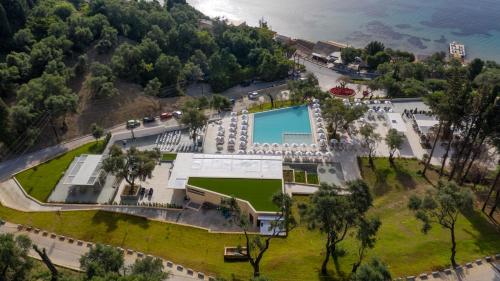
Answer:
394;164;416;190
88;142;106;154
461;209;500;254
90;210;150;232
373;168;391;196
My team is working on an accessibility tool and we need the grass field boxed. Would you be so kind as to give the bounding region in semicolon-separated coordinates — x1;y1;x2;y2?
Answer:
2;158;498;280
15;141;105;202
161;153;177;161
187;178;282;211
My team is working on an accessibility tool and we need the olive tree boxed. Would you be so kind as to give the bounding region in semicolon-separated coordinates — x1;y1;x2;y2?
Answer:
102;145;160;193
221;192;296;278
385;128;404;165
408;182;473;268
299;180;374;275
0;234;33;281
359;123;380;168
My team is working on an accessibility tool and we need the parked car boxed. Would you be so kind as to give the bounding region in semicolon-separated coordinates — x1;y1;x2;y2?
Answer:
143;116;156;124
160;112;173;119
139;187;146;196
173;111;182;118
248;91;259;100
240;80;252;87
148;188;154;196
126;119;140;129
229;98;236;105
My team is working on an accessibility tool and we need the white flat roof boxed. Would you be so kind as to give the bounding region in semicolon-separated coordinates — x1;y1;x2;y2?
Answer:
168;153;283;189
387;113;407;133
64;154;103;186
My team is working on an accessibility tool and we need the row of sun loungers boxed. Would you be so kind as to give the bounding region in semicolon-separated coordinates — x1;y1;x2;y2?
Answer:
156;130;182;152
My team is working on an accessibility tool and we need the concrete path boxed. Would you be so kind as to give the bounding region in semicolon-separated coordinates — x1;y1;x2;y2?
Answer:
0;222;213;281
398;259;500;281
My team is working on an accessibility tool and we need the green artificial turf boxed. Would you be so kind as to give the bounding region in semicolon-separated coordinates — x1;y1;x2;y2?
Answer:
15;141;105;202
161;153;177;161
187;178;282;211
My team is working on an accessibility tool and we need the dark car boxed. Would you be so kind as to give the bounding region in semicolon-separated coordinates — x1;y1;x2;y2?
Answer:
229;98;236;105
139;187;146;196
143;116;155;124
148;188;154;196
240;80;252;87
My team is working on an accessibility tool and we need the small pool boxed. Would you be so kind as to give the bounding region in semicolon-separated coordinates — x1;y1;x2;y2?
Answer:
253;106;312;144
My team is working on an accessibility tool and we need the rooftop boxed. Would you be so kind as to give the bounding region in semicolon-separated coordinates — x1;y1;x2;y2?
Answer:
63;154;103;186
168;153;283;189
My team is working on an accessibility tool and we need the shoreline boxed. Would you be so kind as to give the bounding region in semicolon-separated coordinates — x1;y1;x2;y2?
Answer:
187;0;500;62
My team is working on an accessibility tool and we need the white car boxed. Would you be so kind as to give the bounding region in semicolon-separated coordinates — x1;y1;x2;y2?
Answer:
248;91;259;100
173;111;182;118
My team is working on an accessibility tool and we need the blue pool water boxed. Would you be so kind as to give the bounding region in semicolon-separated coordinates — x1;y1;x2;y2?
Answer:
253;106;312;144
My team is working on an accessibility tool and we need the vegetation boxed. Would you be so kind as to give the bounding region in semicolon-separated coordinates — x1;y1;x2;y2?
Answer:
248;100;294;113
0;0;292;151
293;170;306;183
385;128;404;165
221;193;296;277
1;156;499;280
79;243;169;281
359;123;380;168
180;100;208;144
298;180;376;275
187;178;282;211
321;98;368;140
15;141;105;202
408;182;473;267
161;153;177;161
352;258;391;281
102;145;161;193
306;173;319;185
0;233;33;281
90;123;104;142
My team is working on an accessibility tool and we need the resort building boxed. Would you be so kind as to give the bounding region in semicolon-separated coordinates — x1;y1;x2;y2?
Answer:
169;153;284;233
62;154;105;188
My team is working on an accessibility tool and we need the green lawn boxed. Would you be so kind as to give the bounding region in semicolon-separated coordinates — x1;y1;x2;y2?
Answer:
187;178;282;211
1;158;498;280
15;141;105;202
161;153;177;161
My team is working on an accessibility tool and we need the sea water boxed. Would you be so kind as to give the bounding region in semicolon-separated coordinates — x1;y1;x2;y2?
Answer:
188;0;500;61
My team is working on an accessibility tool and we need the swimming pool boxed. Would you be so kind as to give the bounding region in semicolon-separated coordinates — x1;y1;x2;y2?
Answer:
253;106;312;144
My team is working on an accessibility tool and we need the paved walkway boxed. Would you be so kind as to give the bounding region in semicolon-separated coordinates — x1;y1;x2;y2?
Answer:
397;259;500;281
0;178;245;233
0;221;212;281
